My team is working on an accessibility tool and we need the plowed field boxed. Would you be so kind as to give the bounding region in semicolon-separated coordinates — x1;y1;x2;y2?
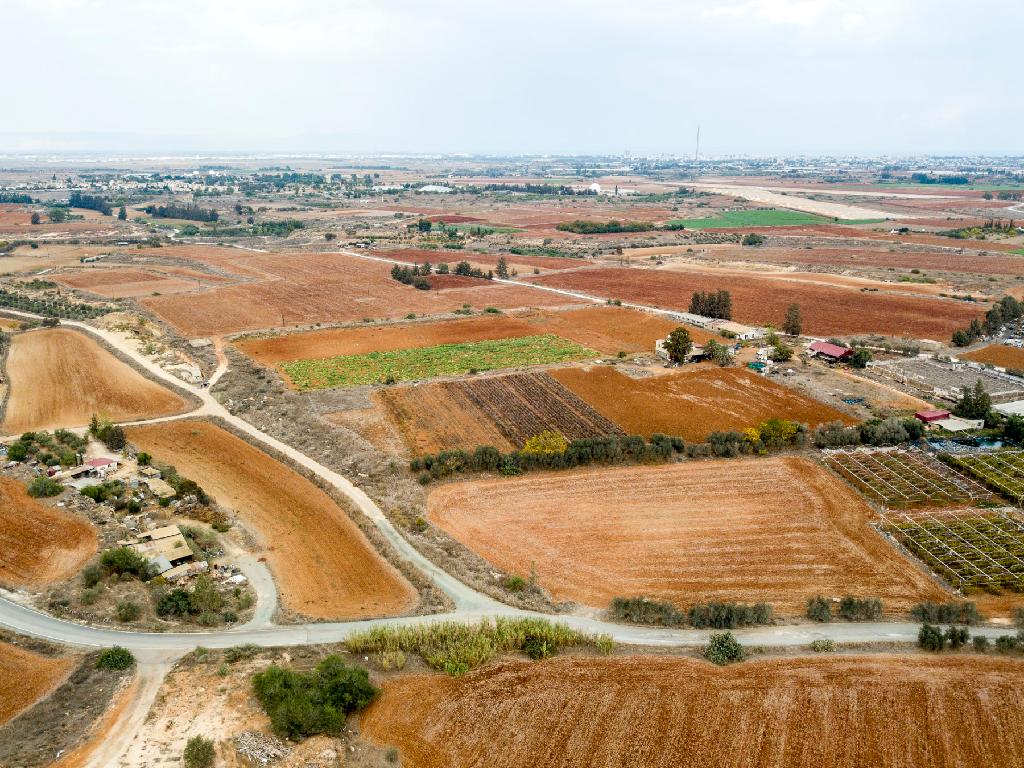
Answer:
142;252;580;336
551;366;852;441
0;642;75;726
376;386;516;455
963;344;1024;370
125;421;416;620
378;248;582;272
530;266;983;337
0;478;96;589
362;655;1024;768
426;457;944;611
56;269;199;298
235;306;688;367
1;328;188;433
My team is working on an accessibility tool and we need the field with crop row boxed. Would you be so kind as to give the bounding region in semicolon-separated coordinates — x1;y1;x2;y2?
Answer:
665;209;829;228
881;508;1024;590
946;451;1024;505
823;449;997;508
281;334;597;390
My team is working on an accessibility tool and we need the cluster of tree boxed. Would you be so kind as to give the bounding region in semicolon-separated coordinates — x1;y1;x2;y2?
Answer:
411;433;686;483
89;415;126;450
806;595;883;622
6;428;86;467
156;574;233;625
951;296;1023;346
0;288;110;319
953;380;994;421
27;476;63;498
608;596;685;626
100;546;154;580
143;203;218;222
250;219;303;236
918;623;970;652
0;192;33;203
68;192;112;215
910;600;980;625
811;416;925;448
910;173;970;185
482;183;594;196
452;260;492;279
703;338;735;366
605;597;772;629
940;219;1019;239
252;657;378;740
741;232;765;246
555;219;656;234
390;263;432;290
689;290;732;319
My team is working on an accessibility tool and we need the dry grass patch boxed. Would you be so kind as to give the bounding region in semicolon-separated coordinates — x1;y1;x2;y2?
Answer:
426;457;945;612
0;642;76;726
963;344;1024;370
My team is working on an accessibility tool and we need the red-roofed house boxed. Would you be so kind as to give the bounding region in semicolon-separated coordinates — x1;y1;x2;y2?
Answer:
85;457;118;476
915;409;951;424
808;340;853;362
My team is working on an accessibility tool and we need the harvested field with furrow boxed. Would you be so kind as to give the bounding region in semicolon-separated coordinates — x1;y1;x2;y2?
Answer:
361;655;1024;768
963;344;1024;370
529;266;984;337
427;457;944;612
457;372;623;446
0;478;97;590
125;420;417;620
551;366;852;442
0;642;76;727
1;328;189;434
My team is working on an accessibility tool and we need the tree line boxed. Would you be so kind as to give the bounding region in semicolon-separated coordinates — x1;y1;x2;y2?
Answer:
68;192;112;215
143;202;219;222
0;192;33;204
689;290;732;319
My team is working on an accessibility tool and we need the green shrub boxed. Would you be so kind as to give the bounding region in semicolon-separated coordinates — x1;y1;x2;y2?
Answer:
27;476;63;498
157;589;192;617
945;626;970;650
806;595;831;623
504;575;526;592
252;656;378;740
973;635;990;653
223;644;260;664
183;735;215;768
96;646;135;670
911;601;980;625
608;596;685;627
996;634;1020;653
81;564;102;588
838;596;882;621
703;632;745;666
115;601;141;622
100;547;152;579
918;623;945;652
687;601;772;629
522;634;558;660
810;638;836;653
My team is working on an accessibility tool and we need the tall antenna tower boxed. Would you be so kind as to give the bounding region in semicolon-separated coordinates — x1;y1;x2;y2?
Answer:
694;124;701;163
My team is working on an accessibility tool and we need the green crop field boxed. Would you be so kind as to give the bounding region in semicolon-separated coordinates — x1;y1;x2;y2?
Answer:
281;334;597;389
450;222;522;234
946;451;1024;505
665;209;829;228
1012;248;1024;256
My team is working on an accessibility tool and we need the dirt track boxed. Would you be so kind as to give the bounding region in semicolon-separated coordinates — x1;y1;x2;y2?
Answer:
1;328;188;433
0;478;97;590
362;654;1024;768
427;457;945;612
126;420;417;621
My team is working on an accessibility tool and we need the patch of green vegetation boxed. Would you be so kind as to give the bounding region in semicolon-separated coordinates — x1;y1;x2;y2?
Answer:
839;218;888;225
449;222;522;234
1012;248;1024;256
281;334;597;389
664;209;828;228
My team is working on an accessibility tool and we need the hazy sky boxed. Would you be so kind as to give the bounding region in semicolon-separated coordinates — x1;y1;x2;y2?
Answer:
4;0;1020;156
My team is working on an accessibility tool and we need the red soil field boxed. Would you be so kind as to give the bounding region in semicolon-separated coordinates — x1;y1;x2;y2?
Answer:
0;477;97;590
0;642;76;727
378;247;583;271
362;655;1024;768
126;421;416;620
963;344;1024;370
1;328;189;433
424;214;482;223
551;366;852;441
427;457;944;612
530;266;984;337
56;268;199;298
141;252;581;336
235;306;691;369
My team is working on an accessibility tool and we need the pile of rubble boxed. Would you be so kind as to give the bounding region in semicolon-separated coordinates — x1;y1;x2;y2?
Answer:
234;731;291;765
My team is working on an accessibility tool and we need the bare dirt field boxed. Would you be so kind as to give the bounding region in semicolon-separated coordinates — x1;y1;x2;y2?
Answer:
0;478;96;590
142;252;581;336
529;267;984;337
126;420;417;620
378;247;583;272
236;306;695;370
0;641;76;726
551;366;852;441
55;268;200;298
963;344;1024;370
362;654;1024;768
1;328;189;433
427;457;944;612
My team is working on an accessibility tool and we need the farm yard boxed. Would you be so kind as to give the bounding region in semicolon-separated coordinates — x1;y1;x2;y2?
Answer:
947;451;1024;505
529;266;984;337
822;449;998;509
125;420;417;620
868;359;1024;401
280;334;596;389
551;366;852;442
361;655;1024;768
0;642;75;727
0;328;188;434
0;478;97;590
880;507;1024;591
426;457;945;612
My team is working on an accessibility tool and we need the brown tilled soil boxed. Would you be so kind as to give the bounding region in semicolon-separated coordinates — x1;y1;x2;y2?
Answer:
426;457;946;612
963;344;1024;370
126;420;417;620
55;268;199;298
0;641;76;726
0;478;97;590
529;266;985;337
1;328;188;434
551;366;853;441
361;654;1024;768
